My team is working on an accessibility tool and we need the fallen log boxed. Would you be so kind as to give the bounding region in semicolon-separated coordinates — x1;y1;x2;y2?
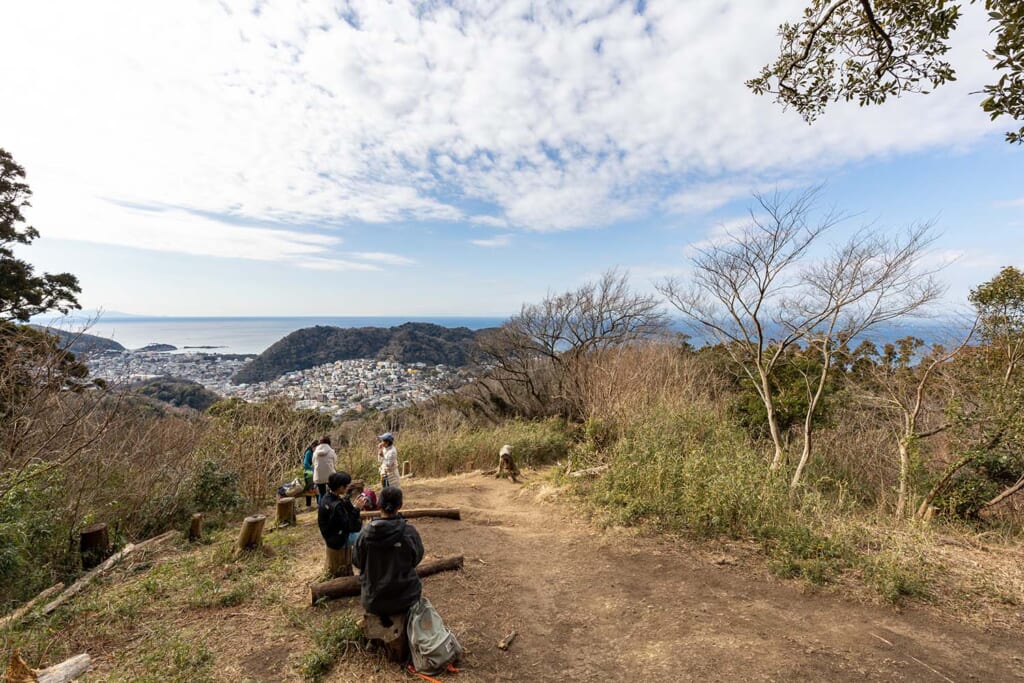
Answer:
0;583;65;631
5;651;92;683
360;508;460;521
40;530;178;617
311;555;464;605
568;464;610;478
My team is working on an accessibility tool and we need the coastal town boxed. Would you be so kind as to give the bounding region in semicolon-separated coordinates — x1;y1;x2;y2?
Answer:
85;350;468;418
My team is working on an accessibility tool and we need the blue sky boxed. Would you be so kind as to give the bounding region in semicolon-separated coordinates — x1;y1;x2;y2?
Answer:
2;1;1022;317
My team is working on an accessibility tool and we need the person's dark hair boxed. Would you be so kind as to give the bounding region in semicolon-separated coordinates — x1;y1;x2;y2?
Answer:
307;440;319;452
380;486;403;514
328;472;351;492
319;435;332;446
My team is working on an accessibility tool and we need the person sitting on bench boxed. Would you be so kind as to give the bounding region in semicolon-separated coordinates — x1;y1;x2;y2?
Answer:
317;472;361;550
353;486;424;619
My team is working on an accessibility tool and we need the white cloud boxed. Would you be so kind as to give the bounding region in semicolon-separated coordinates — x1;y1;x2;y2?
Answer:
470;234;513;248
347;252;417;265
993;198;1024;209
0;0;1006;255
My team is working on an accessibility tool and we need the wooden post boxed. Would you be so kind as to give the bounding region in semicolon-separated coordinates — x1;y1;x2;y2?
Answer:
276;497;296;527
79;523;110;570
311;555;464;604
188;513;203;542
234;515;266;556
402;460;412;477
361;612;409;662
325;545;353;577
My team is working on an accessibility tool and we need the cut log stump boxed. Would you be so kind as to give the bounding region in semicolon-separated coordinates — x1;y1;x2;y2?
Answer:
402;460;412;477
79;523;110;570
325;545;353;578
234;515;266;556
276;497;296;527
188;513;203;542
361;612;409;663
311;555;464;605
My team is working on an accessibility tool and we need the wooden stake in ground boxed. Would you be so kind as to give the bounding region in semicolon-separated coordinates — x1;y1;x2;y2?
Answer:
276;497;296;527
4;651;92;683
402;460;412;477
360;508;460;521
325;545;353;577
79;523;110;570
188;513;203;542
311;555;464;605
234;515;266;556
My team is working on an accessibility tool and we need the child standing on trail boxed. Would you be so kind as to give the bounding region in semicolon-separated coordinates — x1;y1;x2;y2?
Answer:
312;436;337;504
377;432;400;489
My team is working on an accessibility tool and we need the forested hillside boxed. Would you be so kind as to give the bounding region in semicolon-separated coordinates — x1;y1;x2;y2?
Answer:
231;322;486;384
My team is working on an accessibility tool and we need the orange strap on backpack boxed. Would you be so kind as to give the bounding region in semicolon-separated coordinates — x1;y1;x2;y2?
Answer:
407;663;460;681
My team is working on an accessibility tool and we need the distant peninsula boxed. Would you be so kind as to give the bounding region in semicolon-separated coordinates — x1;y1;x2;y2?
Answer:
231;322;488;384
30;325;126;355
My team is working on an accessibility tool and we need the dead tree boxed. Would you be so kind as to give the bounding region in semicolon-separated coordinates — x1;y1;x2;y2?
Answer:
659;188;943;488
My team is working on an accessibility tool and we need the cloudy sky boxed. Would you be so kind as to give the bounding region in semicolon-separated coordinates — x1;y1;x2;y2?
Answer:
2;0;1021;317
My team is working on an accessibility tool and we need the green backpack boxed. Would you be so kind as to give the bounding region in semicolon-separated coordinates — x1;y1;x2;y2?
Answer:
406;597;462;675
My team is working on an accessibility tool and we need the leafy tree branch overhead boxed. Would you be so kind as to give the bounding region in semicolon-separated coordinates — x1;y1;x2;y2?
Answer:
748;0;1024;144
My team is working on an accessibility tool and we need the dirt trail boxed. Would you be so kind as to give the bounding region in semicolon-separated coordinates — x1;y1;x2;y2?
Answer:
316;471;1021;683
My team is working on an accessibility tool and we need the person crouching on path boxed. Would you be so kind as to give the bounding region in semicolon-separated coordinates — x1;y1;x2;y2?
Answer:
353;486;423;619
318;472;362;550
312;436;337;504
377;432;400;489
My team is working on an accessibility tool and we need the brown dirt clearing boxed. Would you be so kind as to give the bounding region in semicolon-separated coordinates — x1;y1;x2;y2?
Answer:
314;472;1023;682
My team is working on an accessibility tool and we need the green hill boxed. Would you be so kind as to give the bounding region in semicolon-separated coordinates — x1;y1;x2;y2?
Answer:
131;376;221;412
231;322;485;384
29;325;126;355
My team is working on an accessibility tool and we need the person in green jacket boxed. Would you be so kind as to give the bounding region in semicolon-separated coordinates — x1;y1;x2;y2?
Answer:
302;440;317;507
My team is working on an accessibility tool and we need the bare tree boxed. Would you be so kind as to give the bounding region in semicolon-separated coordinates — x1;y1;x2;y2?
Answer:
474;269;668;419
659;188;944;488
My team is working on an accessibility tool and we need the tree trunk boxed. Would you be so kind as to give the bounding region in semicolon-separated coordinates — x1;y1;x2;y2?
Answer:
188;513;203;542
762;373;786;471
896;437;911;519
79;523;110;570
360;508;460;521
325;545;353;578
276;497;296;527
916;455;972;519
234;515;266;556
311;555;464;605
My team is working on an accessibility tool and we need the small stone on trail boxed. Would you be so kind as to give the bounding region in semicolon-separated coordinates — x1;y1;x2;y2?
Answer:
713;555;739;566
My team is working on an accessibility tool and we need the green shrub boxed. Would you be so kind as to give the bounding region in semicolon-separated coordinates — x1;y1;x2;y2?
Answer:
192;459;244;513
860;551;930;604
0;464;64;606
763;523;850;584
588;406;786;538
299;613;362;682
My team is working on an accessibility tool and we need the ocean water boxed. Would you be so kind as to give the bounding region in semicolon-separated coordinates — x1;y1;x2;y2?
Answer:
41;316;508;355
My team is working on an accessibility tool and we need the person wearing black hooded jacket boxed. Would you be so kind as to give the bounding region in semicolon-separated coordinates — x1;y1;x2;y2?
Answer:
352;486;424;616
318;472;361;550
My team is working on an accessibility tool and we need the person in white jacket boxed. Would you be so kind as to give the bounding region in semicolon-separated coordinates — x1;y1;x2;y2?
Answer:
377;432;400;489
312;436;337;503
